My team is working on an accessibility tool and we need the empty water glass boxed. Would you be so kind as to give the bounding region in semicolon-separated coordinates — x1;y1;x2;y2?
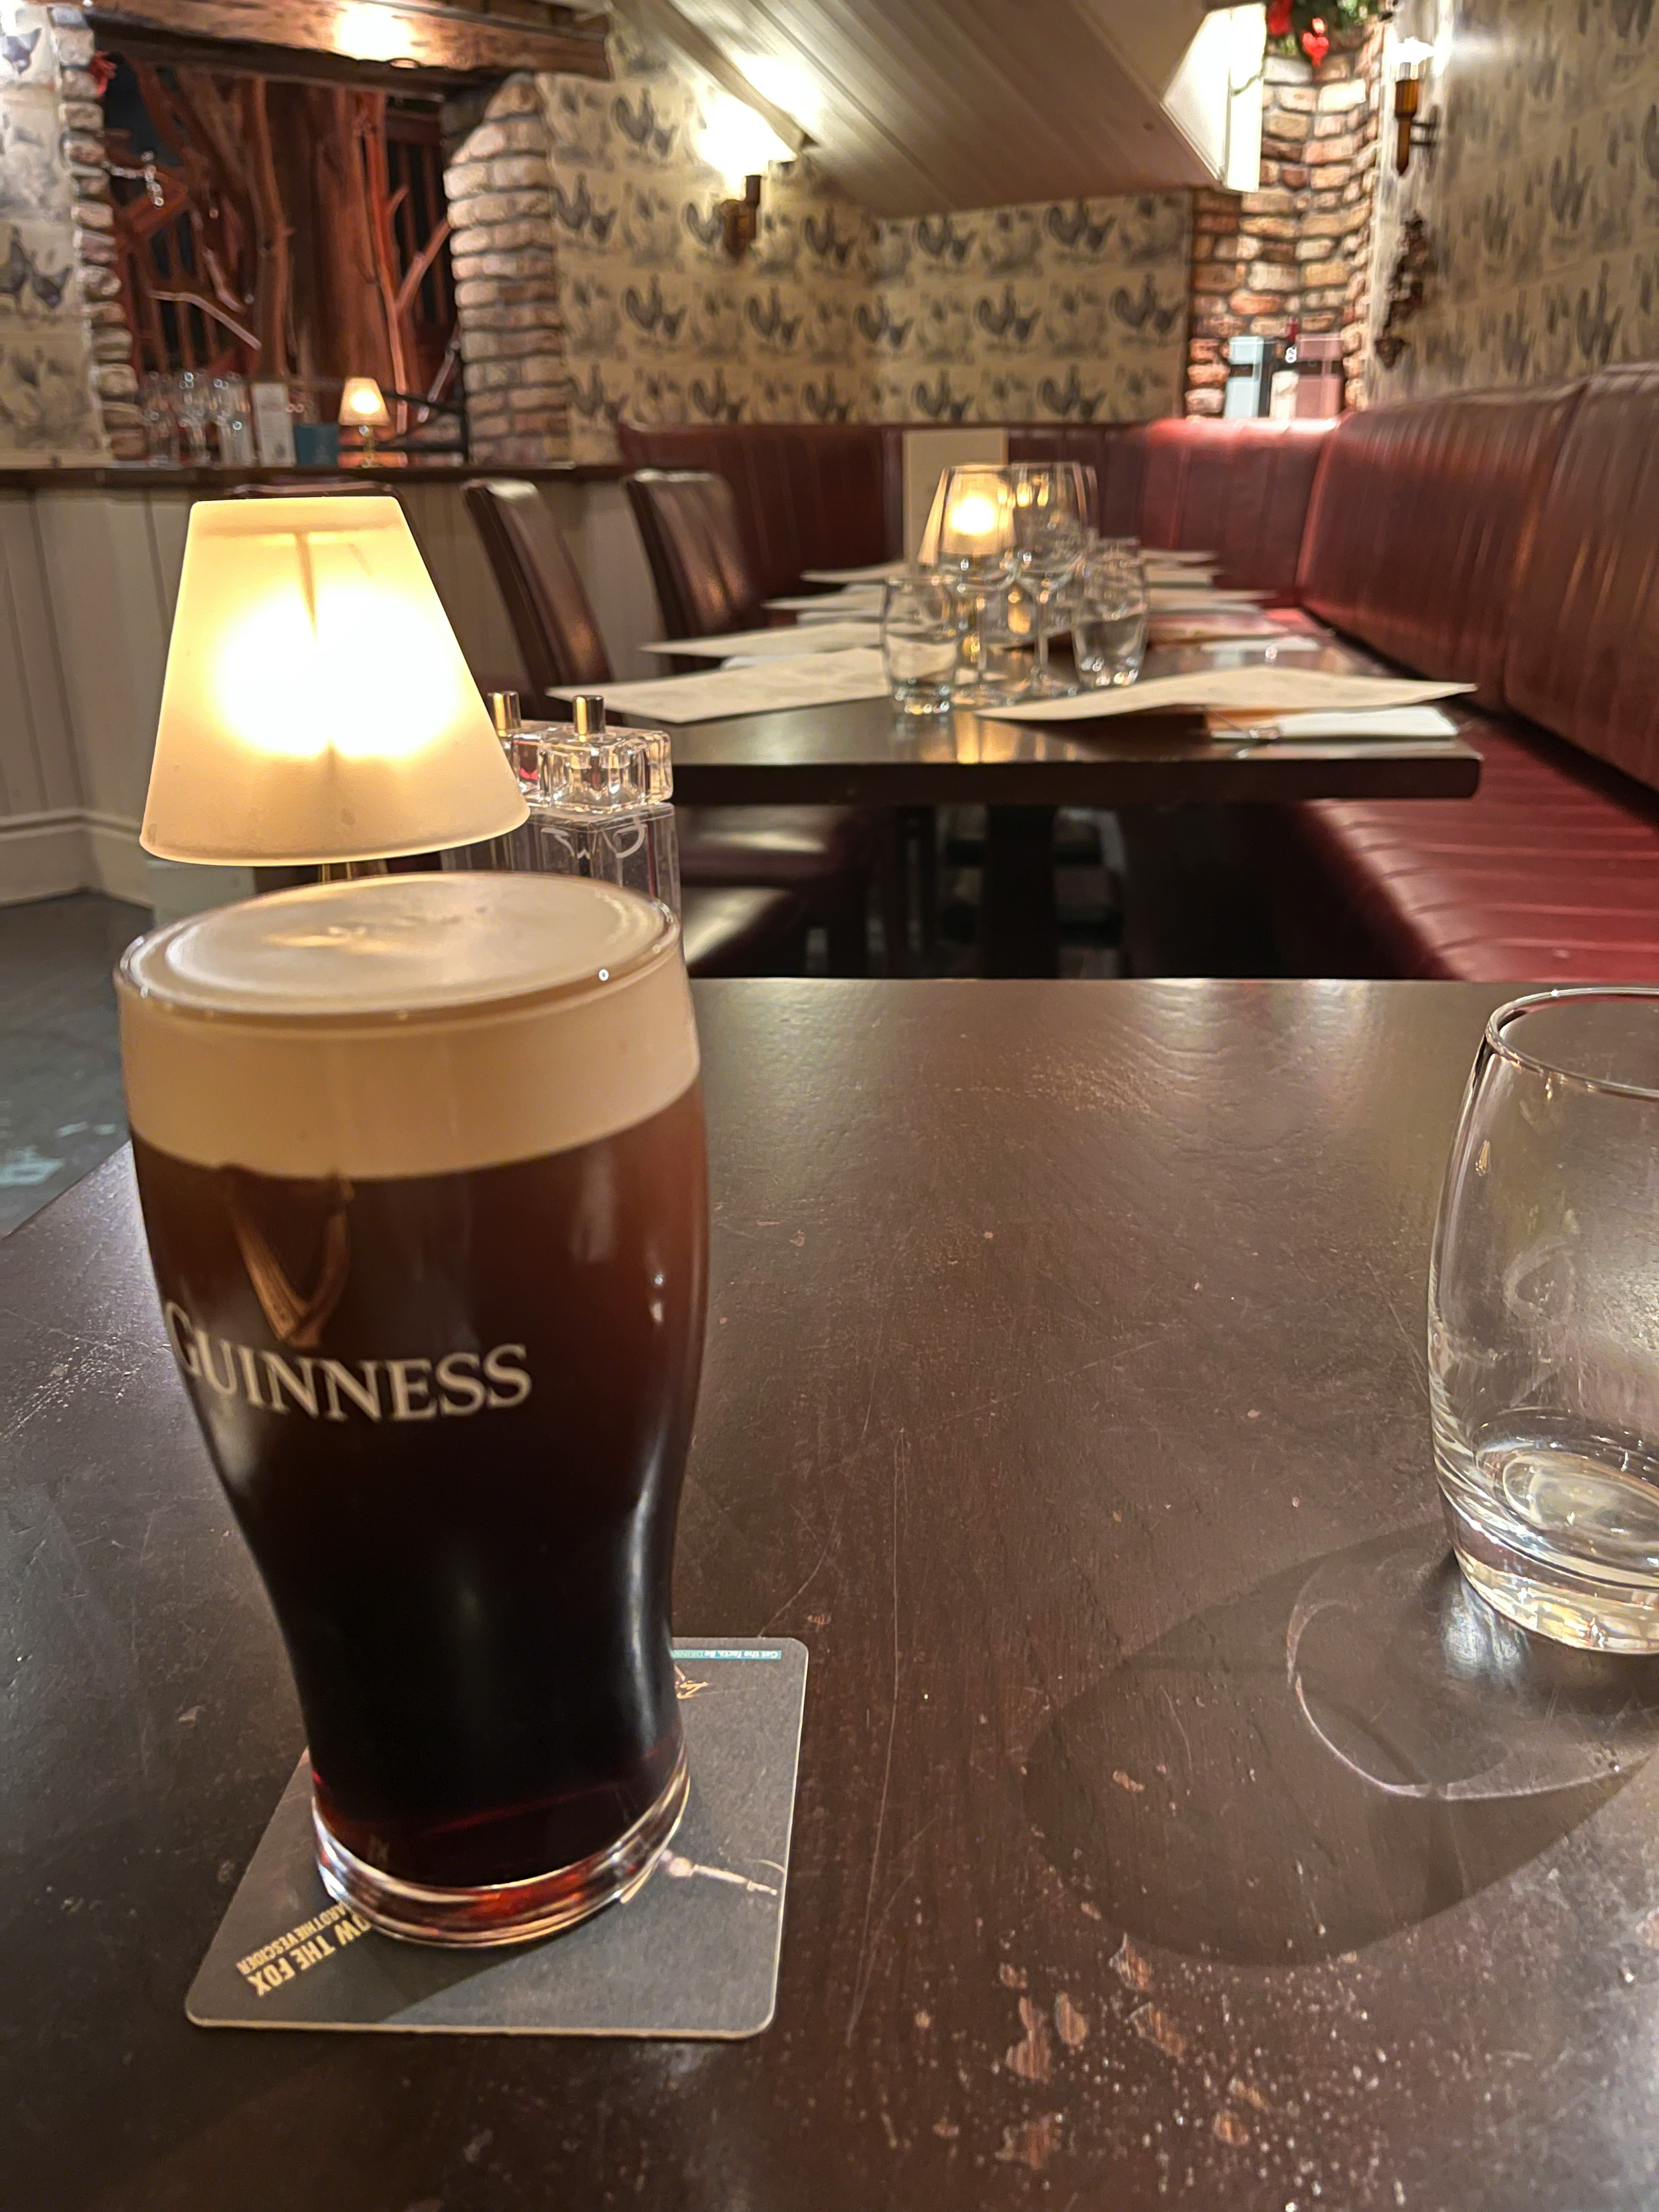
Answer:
139;372;178;464
1074;548;1148;687
881;570;959;713
211;374;255;465
1430;989;1659;1651
174;369;210;465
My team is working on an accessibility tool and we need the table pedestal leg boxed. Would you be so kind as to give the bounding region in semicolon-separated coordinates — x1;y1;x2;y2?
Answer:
978;806;1059;977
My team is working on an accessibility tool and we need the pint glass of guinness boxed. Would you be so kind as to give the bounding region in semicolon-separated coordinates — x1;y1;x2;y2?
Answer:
118;873;707;1944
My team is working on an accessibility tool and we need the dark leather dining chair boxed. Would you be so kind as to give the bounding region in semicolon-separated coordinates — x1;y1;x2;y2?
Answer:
464;477;877;976
623;469;767;640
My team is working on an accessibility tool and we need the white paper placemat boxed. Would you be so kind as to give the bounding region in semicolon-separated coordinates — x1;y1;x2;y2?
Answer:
982;668;1475;725
801;562;904;585
1149;613;1289;643
591;648;890;725
643;620;881;661
766;589;884;616
1220;705;1462;741
1147;586;1272;611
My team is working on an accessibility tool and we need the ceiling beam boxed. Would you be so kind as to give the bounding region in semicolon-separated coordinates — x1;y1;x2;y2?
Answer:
86;0;612;83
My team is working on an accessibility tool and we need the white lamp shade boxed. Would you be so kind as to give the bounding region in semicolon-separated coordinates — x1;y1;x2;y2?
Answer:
339;375;392;429
140;496;528;865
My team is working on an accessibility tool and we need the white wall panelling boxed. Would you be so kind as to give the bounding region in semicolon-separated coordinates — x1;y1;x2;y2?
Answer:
0;477;664;907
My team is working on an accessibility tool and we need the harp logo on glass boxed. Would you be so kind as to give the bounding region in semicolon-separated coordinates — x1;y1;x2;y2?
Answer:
164;1302;533;1422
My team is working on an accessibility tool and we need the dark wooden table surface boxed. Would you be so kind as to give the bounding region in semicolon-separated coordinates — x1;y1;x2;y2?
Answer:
600;639;1481;811
561;632;1482;974
10;979;1652;2212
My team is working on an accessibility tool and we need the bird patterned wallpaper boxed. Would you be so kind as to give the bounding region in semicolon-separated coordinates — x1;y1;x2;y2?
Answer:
868;194;1192;428
0;5;102;461
548;19;1193;460
1367;0;1659;397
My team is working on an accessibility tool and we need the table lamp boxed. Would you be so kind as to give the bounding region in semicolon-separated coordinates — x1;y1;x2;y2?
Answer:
140;495;528;869
930;464;1018;704
339;375;392;462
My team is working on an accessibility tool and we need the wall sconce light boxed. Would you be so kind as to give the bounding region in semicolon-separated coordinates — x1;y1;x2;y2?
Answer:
1392;37;1438;176
698;88;794;261
720;174;763;261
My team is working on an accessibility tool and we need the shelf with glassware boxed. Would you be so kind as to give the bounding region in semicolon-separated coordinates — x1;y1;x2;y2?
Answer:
135;370;469;472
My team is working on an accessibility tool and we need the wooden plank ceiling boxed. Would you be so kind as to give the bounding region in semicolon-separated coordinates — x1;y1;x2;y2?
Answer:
658;0;1221;216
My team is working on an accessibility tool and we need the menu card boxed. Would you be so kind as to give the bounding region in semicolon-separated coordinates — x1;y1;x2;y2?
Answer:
983;668;1475;725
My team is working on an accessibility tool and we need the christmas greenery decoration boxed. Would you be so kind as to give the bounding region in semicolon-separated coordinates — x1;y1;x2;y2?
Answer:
1265;0;1390;67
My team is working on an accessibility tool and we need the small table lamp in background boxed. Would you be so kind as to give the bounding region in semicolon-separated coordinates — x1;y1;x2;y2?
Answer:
339;375;392;463
140;496;527;874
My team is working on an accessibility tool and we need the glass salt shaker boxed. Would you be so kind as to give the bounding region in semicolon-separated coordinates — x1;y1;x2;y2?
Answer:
450;692;680;915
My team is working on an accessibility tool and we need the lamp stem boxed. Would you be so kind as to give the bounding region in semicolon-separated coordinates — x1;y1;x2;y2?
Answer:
318;858;393;883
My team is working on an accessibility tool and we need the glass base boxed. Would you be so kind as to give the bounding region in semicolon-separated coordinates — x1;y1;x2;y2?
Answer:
1025;672;1080;699
1444;1495;1659;1654
313;1742;690;1948
953;683;1030;709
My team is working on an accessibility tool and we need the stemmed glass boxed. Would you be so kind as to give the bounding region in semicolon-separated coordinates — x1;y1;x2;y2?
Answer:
1011;462;1089;698
933;464;1025;705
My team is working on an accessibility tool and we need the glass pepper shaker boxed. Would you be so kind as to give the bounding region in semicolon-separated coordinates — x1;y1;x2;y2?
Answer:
450;692;680;914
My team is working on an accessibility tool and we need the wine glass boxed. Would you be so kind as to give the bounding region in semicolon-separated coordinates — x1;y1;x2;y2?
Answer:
933;466;1023;705
1011;463;1089;698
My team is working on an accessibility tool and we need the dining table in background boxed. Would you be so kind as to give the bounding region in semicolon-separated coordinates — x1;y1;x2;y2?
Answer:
564;629;1482;974
6;976;1654;2212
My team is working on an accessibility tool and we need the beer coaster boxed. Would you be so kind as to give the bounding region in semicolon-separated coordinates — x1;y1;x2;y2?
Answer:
186;1639;807;2040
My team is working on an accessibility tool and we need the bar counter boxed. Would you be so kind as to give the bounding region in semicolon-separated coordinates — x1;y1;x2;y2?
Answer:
0;461;627;492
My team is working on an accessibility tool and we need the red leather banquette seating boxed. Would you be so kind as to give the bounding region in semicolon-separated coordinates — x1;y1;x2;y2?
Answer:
617;418;1332;604
1269;365;1659;983
622;376;1659;982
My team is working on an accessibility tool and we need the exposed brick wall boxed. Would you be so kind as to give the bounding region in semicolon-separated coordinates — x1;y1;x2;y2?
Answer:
54;10;140;457
443;73;569;465
1185;28;1383;417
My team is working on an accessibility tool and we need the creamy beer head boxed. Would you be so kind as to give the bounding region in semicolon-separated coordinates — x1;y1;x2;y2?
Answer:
118;874;699;1179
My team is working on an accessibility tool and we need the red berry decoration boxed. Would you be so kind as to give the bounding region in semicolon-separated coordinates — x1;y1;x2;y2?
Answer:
1266;0;1292;34
1301;15;1331;67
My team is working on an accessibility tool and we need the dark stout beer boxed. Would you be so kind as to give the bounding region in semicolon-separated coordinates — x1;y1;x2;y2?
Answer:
119;874;707;1943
